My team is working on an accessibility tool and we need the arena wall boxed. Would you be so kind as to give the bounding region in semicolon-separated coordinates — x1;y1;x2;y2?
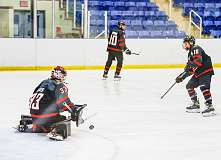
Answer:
0;38;220;70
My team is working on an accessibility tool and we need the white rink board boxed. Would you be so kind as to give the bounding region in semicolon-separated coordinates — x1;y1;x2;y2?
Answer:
0;38;220;67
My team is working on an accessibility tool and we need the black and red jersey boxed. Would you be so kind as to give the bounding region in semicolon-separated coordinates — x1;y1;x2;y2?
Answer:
186;45;214;78
29;79;74;125
107;27;128;53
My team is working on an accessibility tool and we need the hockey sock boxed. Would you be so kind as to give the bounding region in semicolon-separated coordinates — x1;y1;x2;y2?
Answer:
115;67;121;75
187;88;197;102
104;66;110;75
200;85;212;104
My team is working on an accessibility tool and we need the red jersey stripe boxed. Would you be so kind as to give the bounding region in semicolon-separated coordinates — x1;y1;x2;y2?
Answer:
195;68;213;78
31;112;59;118
193;60;202;67
56;96;68;104
107;47;122;52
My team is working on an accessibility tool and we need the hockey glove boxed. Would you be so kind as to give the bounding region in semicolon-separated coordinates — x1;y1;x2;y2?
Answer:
175;76;184;83
175;71;188;83
125;49;132;55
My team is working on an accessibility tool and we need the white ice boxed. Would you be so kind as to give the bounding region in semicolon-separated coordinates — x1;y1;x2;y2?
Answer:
0;69;221;160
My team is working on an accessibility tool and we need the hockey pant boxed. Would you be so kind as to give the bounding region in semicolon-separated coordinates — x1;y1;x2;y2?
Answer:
104;52;123;75
32;115;66;133
186;75;213;104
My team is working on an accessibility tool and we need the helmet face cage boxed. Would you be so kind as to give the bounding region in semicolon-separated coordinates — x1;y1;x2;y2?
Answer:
51;66;67;82
183;35;195;46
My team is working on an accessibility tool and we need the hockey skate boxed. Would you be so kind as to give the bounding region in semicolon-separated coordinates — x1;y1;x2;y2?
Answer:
186;100;200;113
114;74;121;81
47;128;64;141
72;104;86;127
202;102;215;117
102;73;108;80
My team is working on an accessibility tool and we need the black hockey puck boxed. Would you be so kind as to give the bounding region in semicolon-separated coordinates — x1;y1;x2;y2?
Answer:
89;125;94;130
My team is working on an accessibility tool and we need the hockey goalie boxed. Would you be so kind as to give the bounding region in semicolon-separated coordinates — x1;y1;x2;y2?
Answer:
16;66;86;141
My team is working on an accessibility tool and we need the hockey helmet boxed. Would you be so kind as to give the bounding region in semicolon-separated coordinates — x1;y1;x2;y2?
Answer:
118;20;126;27
183;35;195;46
51;66;67;82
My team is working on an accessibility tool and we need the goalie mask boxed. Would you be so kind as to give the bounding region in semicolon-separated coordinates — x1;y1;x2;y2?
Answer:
51;66;67;82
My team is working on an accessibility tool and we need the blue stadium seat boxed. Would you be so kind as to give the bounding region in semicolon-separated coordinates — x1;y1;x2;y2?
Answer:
204;3;215;9
136;2;147;7
183;3;194;16
215;11;221;20
125;30;138;38
154;20;165;30
165;20;177;30
147;3;159;11
210;30;221;38
125;2;136;7
214;20;221;30
144;11;156;20
122;11;134;19
138;31;151;38
131;20;143;30
155;11;168;21
175;31;186;38
150;31;164;38
86;0;185;38
203;20;215;34
173;0;184;7
108;20;118;28
194;3;205;9
114;2;124;7
203;11;215;21
143;20;154;30
163;30;173;38
103;1;113;10
110;11;122;20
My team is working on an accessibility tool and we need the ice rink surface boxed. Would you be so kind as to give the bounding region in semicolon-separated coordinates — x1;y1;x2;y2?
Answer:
0;69;221;160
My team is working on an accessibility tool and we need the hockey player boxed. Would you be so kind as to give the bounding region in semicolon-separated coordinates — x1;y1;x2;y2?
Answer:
175;35;215;116
103;21;132;79
18;66;85;140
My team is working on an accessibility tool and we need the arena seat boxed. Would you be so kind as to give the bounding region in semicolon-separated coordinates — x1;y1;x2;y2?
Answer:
84;0;186;38
173;0;221;38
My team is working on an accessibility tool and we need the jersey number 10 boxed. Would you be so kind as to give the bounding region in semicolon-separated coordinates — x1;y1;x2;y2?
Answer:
29;93;44;110
108;32;118;46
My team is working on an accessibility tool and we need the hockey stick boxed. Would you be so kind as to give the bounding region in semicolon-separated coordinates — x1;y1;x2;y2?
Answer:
131;52;141;55
160;81;177;99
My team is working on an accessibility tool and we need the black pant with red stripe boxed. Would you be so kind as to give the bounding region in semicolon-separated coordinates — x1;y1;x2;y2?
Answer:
186;75;213;104
104;52;123;75
32;115;66;133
